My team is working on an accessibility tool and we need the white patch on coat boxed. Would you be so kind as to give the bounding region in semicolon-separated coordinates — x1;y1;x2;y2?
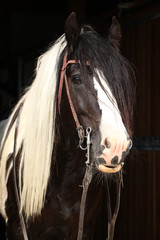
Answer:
93;70;127;141
93;70;129;166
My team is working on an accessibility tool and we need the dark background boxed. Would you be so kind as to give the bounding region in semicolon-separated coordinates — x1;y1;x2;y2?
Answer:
0;0;160;239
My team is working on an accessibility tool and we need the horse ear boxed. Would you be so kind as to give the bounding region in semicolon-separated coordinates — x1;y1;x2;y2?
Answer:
108;16;121;50
65;12;80;52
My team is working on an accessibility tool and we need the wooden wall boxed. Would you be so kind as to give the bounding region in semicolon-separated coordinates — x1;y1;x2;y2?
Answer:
114;4;160;240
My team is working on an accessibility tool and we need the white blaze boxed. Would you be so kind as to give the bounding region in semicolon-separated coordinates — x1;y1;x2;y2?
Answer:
93;70;129;163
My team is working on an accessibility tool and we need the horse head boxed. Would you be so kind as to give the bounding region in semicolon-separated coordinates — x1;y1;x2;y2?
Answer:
59;12;134;174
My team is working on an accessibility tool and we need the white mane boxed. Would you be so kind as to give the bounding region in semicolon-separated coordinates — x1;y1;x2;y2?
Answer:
0;35;66;220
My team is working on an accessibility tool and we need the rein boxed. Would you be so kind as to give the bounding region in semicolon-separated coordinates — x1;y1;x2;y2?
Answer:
0;102;28;240
6;50;121;240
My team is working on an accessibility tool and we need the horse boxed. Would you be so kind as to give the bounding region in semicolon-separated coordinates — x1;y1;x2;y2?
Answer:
0;12;135;240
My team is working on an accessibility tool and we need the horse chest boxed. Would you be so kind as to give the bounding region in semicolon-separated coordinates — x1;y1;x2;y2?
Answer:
30;194;80;239
37;180;103;239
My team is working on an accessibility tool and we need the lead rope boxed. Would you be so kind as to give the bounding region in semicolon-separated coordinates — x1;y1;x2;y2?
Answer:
77;127;93;240
106;171;122;240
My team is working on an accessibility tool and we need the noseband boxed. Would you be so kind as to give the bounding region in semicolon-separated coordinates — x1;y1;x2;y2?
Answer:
10;50;122;240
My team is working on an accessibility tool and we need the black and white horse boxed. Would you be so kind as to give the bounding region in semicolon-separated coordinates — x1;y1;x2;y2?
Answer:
0;13;135;239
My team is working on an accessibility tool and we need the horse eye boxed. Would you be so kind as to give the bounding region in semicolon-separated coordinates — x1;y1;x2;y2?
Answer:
71;75;82;84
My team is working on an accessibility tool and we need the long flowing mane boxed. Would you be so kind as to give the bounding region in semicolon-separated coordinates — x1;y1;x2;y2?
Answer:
0;24;135;221
0;35;66;219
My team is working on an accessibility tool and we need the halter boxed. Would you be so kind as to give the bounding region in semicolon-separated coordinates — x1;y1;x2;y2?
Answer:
9;50;122;240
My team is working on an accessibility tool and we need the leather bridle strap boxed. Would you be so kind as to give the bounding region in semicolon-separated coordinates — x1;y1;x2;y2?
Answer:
106;171;122;240
77;164;93;240
0;101;29;240
58;51;85;143
58;52;93;240
58;51;79;126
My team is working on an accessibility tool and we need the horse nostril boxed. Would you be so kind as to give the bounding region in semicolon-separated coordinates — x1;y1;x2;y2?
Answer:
111;156;118;164
105;138;111;148
97;145;105;156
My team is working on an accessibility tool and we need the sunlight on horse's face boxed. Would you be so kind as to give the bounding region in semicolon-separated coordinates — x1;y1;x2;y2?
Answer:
67;64;132;174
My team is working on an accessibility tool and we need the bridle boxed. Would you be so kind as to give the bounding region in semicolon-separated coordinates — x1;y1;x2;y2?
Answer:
58;51;122;240
58;51;94;240
58;51;86;148
8;50;122;240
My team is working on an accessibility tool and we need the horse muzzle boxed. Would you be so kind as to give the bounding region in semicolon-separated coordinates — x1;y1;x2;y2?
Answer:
96;139;132;173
